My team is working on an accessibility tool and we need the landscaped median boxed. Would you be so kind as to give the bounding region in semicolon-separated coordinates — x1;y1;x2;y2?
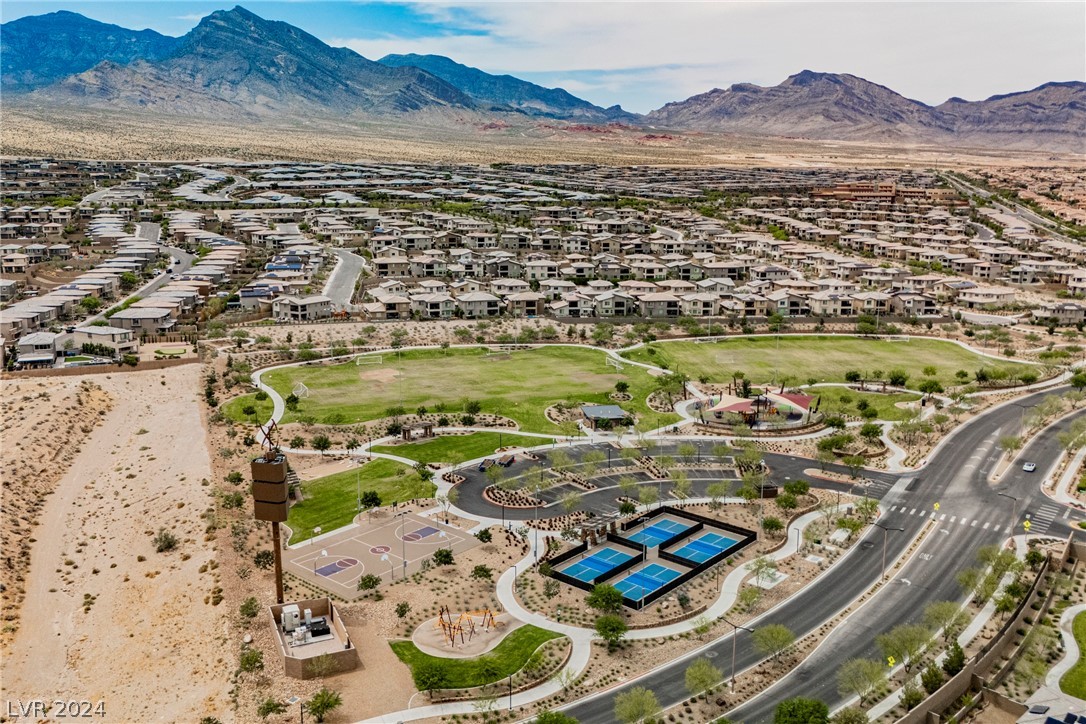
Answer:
390;624;567;700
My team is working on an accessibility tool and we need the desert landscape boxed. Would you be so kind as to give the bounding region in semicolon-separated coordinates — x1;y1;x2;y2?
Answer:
1;366;232;722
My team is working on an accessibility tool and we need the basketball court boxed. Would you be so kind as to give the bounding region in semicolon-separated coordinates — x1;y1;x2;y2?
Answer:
284;512;479;599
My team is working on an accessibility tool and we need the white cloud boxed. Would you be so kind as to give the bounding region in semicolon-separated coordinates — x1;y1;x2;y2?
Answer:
332;1;1085;113
172;13;207;22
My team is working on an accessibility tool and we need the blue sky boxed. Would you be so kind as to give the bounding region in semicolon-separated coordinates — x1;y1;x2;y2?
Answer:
3;1;1084;113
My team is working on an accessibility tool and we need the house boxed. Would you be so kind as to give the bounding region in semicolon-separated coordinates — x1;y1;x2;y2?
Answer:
506;291;546;317
680;293;720;317
410;293;456;319
15;331;57;367
1035;301;1086;326
66;325;139;358
457;291;502;318
594;290;638;317
271;295;333;322
106;307;176;334
639;292;681;318
806;291;854;317
957;287;1016;309
890;292;941;317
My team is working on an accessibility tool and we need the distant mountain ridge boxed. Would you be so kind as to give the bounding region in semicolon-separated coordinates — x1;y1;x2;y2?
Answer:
378;53;638;122
2;7;1082;150
17;6;477;117
645;71;1086;150
0;10;178;91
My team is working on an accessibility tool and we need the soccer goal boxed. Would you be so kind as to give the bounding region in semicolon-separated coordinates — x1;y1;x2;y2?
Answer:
606;357;624;371
355;355;383;366
292;382;310;398
887;336;910;342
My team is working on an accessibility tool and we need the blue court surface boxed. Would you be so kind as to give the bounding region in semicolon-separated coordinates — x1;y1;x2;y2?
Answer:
613;564;683;599
558;547;635;583
670;532;739;563
625;519;691;548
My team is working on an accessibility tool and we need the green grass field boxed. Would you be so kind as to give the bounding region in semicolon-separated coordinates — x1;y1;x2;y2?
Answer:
1060;611;1086;698
813;388;922;422
390;625;564;688
228;347;678;433
223;394;274;424
286;458;434;543
623;336;1035;388
372;432;554;465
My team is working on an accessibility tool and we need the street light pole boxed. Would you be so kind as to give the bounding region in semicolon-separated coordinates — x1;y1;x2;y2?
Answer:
997;492;1019;527
872;522;904;580
721;617;754;689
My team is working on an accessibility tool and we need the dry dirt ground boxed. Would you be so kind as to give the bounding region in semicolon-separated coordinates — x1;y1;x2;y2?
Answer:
0;377;113;648
0;366;232;723
5;106;1078;169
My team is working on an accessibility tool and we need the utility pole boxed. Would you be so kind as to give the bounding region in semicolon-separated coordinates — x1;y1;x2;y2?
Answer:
872;522;904;580
721;617;754;689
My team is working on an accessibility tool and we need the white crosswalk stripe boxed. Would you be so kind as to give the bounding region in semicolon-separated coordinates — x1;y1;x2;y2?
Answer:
1029;503;1063;534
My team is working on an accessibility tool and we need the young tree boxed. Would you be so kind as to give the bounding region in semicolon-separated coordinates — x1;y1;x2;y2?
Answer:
311;434;332;456
859;423;882;445
618;475;639;500
669;469;692;502
942;641;966;676
774;698;829;724
638;486;659;509
762;516;785;537
613;686;660;724
595;614;628;650
855;496;879;522
752;623;796;665
923;601;968;642
746;557;778;586
830;708;868;724
920;661;944;694
432;548;454;566
559;491;580;515
586;584;624;613
737;585;763;612
836;658;885;706
685;657;722;697
876;624;931;672
706;481;729;509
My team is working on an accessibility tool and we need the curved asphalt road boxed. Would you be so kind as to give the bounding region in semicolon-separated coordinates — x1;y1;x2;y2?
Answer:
557;388;1083;723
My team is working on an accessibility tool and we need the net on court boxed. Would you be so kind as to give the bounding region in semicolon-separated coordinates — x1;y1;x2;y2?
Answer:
557;547;634;583
613;563;682;599
669;532;738;563
625;519;691;548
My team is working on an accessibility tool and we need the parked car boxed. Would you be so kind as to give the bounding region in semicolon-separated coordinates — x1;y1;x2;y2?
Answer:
1022;462;1037;472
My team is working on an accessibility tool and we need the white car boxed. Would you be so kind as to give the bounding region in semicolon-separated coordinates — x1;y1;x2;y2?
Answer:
1022;462;1037;472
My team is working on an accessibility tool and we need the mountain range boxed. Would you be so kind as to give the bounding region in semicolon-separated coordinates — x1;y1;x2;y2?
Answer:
2;6;1083;150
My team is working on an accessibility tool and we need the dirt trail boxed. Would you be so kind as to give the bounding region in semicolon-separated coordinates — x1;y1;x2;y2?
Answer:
1;367;232;722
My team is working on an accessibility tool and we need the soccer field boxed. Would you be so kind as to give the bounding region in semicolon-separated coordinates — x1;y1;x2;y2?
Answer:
248;346;678;433
622;336;1035;388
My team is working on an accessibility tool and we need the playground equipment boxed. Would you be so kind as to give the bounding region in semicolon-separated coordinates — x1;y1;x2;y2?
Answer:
433;606;501;646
